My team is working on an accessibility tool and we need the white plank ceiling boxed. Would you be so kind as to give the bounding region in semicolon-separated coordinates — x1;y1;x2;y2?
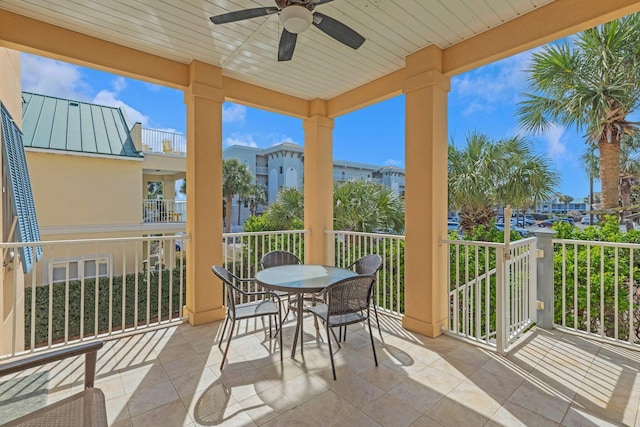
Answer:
1;0;555;100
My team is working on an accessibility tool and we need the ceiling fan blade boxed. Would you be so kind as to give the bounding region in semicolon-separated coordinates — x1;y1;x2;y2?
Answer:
312;12;365;49
210;7;279;25
314;0;335;5
278;29;298;61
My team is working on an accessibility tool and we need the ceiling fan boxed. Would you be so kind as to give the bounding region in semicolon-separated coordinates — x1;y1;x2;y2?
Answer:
210;0;365;62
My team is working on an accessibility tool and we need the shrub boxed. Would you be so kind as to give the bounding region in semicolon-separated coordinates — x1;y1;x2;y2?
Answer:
24;266;185;348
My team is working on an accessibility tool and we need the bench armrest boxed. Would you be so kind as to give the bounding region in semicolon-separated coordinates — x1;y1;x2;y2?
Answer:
0;341;104;388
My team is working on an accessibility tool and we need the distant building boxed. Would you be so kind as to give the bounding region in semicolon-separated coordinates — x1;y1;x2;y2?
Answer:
535;196;587;214
223;143;405;228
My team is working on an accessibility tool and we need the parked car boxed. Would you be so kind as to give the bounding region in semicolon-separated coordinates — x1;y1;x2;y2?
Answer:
495;223;529;237
496;216;528;228
447;221;460;232
581;216;599;225
524;215;535;226
538;218;575;227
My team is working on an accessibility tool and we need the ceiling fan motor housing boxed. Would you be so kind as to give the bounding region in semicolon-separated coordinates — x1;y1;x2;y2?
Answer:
279;5;313;34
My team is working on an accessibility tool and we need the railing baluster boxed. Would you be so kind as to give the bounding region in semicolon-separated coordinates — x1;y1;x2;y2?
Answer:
614;247;619;340
630;248;634;344
586;243;591;334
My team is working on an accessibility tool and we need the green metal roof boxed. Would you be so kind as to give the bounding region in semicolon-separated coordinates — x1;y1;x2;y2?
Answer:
21;92;140;158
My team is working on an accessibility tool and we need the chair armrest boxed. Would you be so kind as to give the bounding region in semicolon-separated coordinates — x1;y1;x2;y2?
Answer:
0;341;104;389
236;288;282;303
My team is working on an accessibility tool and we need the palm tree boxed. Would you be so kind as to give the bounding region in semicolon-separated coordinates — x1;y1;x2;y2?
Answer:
499;137;560;221
222;159;253;232
581;146;600;224
265;187;304;230
449;133;558;234
558;195;573;214
333;180;404;233
619;135;640;208
263;180;405;233
517;14;640;209
243;183;267;216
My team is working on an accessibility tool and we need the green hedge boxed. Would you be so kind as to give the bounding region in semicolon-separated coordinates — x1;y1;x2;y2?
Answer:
24;266;185;348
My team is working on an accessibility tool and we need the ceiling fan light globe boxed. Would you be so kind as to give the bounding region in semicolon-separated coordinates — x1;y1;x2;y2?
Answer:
279;5;312;34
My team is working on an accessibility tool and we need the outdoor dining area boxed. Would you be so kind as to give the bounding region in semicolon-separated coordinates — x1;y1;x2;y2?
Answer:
3;296;640;426
3;248;640;426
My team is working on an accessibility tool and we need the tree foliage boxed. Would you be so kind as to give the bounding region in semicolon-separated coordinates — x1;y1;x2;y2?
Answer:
517;14;640;209
552;216;640;342
222;159;253;232
448;132;559;234
249;180;405;233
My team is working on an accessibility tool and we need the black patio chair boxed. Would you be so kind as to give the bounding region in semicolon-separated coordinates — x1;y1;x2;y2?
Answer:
260;250;301;321
212;265;282;370
307;274;378;380
347;254;383;340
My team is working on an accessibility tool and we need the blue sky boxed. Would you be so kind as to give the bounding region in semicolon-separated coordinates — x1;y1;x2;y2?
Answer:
21;49;594;199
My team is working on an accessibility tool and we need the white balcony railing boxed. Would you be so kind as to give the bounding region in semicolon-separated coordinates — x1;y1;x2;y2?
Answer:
445;236;536;352
141;128;186;155
327;230;405;317
143;199;186;223
222;230;307;305
553;238;640;347
0;234;188;360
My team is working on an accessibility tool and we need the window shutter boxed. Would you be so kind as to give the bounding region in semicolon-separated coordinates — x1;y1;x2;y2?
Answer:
1;103;42;274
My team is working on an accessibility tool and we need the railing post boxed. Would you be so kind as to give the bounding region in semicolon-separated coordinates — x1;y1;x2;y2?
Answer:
532;229;556;329
495;246;507;354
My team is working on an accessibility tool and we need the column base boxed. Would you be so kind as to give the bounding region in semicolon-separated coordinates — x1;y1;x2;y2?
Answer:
183;305;226;326
402;315;447;338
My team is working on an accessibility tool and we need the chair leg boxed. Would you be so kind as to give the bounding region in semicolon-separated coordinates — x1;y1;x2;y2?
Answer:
329;326;341;349
278;310;283;362
326;322;337;380
220;318;237;370
218;315;230;350
367;316;378;367
372;303;384;341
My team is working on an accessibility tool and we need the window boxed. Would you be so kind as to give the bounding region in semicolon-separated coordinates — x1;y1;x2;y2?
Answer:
49;256;110;283
279;166;283;174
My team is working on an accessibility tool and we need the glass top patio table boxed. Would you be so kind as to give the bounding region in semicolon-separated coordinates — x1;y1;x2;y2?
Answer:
255;264;357;358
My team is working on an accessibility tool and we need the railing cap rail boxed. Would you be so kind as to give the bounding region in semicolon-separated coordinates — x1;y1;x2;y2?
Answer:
0;234;190;248
327;229;405;240
223;230;309;238
552;238;640;249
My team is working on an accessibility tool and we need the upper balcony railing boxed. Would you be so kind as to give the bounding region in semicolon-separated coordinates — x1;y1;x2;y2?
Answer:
0;233;188;360
143;199;186;223
141;128;186;156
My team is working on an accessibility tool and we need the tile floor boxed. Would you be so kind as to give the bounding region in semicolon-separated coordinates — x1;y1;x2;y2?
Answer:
3;314;640;426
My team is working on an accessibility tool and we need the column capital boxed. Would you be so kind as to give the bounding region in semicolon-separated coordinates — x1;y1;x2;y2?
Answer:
406;44;444;75
403;70;450;94
303;115;334;130
185;60;225;102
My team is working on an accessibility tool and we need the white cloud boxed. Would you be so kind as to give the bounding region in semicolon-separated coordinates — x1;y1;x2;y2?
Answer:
384;159;403;167
21;53;91;100
222;103;247;123
543;123;567;160
453;49;539;116
112;77;127;92
92;90;149;126
224;134;257;147
21;54;151;127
